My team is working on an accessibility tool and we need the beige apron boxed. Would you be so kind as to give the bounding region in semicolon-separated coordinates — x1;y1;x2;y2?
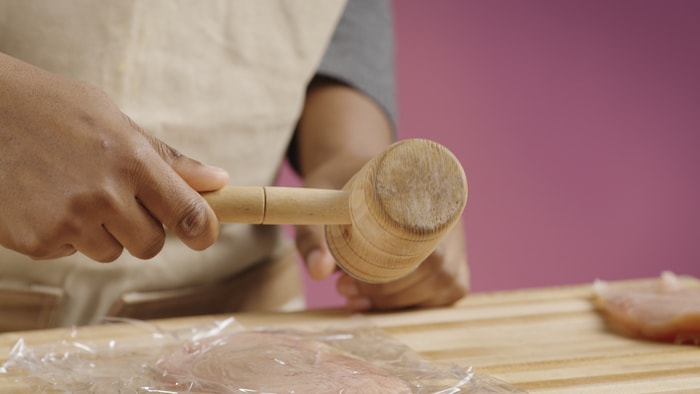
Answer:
0;0;346;330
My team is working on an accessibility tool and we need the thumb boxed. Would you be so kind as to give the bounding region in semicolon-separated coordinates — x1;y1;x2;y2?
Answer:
170;157;229;192
124;115;227;251
295;224;337;280
129;116;230;192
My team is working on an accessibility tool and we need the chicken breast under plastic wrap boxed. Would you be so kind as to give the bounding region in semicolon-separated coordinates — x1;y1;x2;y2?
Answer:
156;331;412;393
593;271;700;344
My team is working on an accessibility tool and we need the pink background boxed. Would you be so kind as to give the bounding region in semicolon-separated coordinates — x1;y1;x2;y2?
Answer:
280;0;700;308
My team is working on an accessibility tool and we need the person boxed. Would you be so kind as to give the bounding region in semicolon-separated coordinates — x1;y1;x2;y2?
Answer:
0;0;468;331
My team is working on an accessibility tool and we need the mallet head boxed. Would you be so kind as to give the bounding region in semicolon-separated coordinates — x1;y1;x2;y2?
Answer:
326;139;468;283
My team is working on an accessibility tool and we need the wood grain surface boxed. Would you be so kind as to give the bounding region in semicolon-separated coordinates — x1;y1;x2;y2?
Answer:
1;277;698;393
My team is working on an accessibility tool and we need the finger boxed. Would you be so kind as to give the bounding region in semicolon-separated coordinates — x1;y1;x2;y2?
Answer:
415;254;470;308
129;133;220;251
72;225;124;263
368;259;468;310
130;116;229;192
136;172;218;251
348;253;441;298
335;273;373;312
341;250;467;311
5;222;78;260
103;197;166;260
335;259;435;312
28;244;78;261
343;279;438;312
172;159;230;192
295;224;337;280
413;266;469;308
368;273;448;310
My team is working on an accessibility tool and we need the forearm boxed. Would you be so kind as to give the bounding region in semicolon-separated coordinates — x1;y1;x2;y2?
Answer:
293;79;394;190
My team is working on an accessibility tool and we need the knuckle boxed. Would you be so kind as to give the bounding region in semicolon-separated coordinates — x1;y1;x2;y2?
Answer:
126;116;182;162
122;113;144;133
74;81;112;107
19;223;75;259
444;285;468;306
433;275;469;306
68;188;120;217
21;238;53;259
174;198;211;240
23;242;76;260
131;230;165;259
424;248;445;269
434;270;459;295
93;245;124;263
159;143;183;161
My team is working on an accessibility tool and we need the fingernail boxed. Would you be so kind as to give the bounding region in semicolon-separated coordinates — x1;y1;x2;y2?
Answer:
204;164;229;176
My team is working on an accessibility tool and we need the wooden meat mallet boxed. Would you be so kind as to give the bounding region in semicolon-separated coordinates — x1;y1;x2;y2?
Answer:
202;139;468;283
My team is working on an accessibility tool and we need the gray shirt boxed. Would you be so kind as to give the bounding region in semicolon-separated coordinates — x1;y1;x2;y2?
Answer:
288;0;396;172
318;0;396;126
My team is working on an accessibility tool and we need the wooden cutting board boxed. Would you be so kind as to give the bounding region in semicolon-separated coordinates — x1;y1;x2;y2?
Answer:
0;276;698;393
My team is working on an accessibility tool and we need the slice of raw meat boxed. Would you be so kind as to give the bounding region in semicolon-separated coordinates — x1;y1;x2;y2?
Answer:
156;331;412;393
592;271;700;344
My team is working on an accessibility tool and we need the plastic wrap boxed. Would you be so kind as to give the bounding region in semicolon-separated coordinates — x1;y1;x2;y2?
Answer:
1;317;526;393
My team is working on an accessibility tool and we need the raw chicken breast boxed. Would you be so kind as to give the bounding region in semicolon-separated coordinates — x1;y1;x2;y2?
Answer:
592;271;700;344
156;331;412;393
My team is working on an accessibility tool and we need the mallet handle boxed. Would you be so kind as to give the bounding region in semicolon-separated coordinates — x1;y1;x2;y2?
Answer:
202;186;351;225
